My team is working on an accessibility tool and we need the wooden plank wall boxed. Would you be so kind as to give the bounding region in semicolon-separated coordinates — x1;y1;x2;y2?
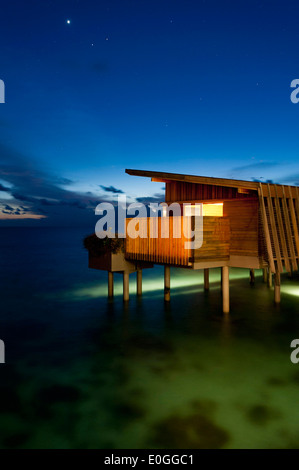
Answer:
192;217;230;262
223;199;259;258
165;181;256;202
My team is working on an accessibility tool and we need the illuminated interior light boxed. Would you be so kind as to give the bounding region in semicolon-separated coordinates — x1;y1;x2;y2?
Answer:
203;203;223;216
184;203;223;217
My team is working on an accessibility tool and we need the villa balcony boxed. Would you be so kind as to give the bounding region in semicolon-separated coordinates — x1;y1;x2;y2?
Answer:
125;215;230;269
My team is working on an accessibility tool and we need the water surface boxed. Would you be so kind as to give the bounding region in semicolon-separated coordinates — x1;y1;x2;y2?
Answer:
0;227;299;449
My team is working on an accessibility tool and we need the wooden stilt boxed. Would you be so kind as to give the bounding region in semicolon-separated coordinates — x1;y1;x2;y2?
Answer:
263;268;267;283
164;265;170;302
123;272;129;302
274;270;281;303
222;266;229;313
137;269;142;296
250;269;255;285
108;271;114;298
267;268;272;288
204;268;209;290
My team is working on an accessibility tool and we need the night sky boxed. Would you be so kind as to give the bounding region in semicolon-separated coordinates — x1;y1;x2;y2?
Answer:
0;0;299;226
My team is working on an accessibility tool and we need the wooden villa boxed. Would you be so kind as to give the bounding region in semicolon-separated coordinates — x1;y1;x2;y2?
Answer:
85;169;299;313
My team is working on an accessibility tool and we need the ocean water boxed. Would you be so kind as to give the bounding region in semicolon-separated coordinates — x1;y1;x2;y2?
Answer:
0;226;299;449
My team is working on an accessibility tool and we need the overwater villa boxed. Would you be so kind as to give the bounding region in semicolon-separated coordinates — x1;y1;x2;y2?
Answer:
84;169;299;313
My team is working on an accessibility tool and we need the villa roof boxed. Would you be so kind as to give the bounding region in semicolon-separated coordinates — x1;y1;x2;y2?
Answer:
125;169;298;196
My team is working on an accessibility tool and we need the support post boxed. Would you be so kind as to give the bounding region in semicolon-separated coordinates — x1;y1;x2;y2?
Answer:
274;270;281;304
263;268;267;283
222;266;230;313
108;271;114;298
164;265;170;302
137;269;142;296
123;272;129;302
267;268;273;288
204;268;209;291
250;269;255;285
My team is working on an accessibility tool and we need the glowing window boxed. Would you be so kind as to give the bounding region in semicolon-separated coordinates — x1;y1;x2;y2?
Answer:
203;203;223;216
184;203;223;217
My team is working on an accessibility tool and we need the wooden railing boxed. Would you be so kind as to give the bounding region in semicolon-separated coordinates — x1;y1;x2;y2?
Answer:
125;216;191;266
125;216;230;267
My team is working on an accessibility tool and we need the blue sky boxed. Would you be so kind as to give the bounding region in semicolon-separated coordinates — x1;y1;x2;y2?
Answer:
0;0;299;225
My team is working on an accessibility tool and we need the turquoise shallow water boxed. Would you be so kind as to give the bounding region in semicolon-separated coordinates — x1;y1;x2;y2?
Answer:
0;227;299;448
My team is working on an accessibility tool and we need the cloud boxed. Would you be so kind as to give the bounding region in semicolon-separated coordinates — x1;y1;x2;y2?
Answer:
11;192;36;203
231;162;278;173
276;173;299;186
0;183;10;192
20;206;31;212
251;177;276;183
54;177;75;186
135;193;165;204
100;185;124;194
0;143;109;226
0;202;36;217
227;161;280;184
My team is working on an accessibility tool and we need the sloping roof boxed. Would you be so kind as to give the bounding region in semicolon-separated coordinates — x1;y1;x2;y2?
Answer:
125;169;299;196
126;168;260;189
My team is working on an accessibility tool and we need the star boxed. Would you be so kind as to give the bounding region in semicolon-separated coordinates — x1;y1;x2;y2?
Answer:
66;19;71;24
